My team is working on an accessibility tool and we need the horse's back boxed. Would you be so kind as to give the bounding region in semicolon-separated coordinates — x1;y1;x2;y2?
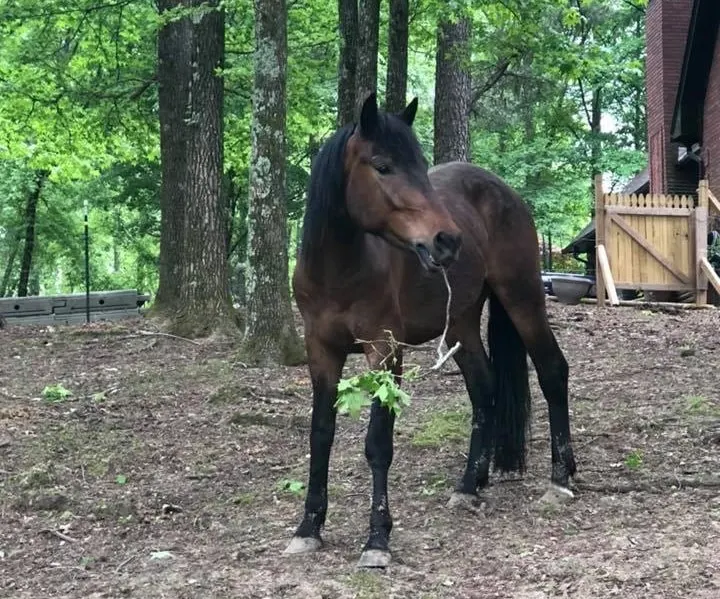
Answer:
429;162;534;225
428;161;542;295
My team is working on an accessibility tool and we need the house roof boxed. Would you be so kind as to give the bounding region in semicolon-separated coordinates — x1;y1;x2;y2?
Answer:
622;167;650;195
670;0;720;144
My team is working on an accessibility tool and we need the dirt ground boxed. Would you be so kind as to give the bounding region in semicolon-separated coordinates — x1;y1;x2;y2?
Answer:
1;301;719;599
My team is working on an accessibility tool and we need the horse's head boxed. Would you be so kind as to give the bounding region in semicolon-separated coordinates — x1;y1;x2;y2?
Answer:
343;93;461;271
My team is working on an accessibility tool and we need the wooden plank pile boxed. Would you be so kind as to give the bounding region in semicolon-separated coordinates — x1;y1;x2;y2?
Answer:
0;290;150;327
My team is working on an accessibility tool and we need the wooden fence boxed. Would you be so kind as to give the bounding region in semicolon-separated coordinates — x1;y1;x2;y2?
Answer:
594;176;720;306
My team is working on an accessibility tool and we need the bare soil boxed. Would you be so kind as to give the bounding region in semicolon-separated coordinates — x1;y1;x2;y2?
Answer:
1;302;719;599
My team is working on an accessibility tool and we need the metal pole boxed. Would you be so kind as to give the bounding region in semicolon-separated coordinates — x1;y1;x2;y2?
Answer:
84;199;90;324
548;230;553;271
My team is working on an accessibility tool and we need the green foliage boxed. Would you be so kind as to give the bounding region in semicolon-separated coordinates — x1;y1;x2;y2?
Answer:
335;370;412;419
624;450;643;470
41;384;72;403
276;478;305;497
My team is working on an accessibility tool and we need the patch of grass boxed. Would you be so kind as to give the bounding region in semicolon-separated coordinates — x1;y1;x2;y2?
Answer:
419;474;449;497
624;450;643;470
684;395;719;416
412;407;470;448
18;463;57;489
347;571;386;598
229;492;255;506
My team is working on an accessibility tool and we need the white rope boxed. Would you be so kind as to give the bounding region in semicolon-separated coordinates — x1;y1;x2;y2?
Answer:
430;268;461;370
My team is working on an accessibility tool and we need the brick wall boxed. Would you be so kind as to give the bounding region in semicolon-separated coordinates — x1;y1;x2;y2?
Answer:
646;0;695;194
704;34;720;194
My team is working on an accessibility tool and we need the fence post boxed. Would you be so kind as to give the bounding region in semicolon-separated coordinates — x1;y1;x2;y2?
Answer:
696;180;709;305
594;174;606;306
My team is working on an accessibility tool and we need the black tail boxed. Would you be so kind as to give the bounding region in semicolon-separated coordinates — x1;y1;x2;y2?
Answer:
488;293;531;473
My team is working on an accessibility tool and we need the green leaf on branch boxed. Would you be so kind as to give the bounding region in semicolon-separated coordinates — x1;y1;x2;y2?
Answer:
335;370;411;419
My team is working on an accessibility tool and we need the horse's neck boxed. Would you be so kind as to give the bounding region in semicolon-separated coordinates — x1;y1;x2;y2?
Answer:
302;230;385;291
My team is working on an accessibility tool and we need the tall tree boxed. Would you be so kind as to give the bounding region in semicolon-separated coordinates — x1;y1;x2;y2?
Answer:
385;0;409;113
153;0;235;337
241;0;304;366
337;0;359;126
433;14;472;164
16;171;48;298
356;0;380;103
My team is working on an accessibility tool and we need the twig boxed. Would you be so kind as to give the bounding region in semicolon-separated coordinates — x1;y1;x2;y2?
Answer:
576;475;720;495
430;269;461;370
136;330;201;346
115;553;137;573
40;528;78;543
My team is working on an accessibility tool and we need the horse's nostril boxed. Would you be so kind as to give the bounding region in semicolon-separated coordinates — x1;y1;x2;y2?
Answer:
434;231;460;255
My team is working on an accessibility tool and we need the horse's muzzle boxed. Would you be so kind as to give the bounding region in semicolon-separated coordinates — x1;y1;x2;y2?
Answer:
414;231;461;270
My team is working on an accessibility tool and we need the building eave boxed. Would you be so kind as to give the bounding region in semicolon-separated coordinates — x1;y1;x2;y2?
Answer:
670;0;720;145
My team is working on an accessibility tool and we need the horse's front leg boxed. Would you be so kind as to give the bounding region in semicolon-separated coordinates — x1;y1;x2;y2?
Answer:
358;338;402;568
284;336;347;554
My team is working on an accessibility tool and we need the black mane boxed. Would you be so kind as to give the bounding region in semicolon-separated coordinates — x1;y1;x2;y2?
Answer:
298;123;355;261
298;113;429;261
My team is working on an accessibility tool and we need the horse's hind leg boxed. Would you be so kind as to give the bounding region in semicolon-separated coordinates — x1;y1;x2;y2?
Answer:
492;283;576;496
445;301;496;503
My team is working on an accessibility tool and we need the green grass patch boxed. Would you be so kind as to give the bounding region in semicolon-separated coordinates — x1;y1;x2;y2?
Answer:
684;395;719;416
346;571;387;598
412;406;470;448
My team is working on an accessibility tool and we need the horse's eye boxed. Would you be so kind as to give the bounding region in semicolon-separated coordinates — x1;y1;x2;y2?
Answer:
371;158;392;175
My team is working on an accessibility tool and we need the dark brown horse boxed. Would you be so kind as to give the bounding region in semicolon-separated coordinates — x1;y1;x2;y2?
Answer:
286;93;576;568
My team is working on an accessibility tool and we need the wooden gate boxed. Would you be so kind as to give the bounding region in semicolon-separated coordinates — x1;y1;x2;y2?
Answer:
594;177;720;306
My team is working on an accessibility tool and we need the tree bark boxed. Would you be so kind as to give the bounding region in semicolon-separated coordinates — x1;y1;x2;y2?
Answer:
356;0;380;105
17;171;48;298
337;0;358;126
240;0;304;366
385;0;408;113
154;0;235;337
0;231;21;297
433;16;472;165
590;86;602;178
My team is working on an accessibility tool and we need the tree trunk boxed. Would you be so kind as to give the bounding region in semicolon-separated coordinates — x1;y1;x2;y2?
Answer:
154;0;235;337
433;16;471;165
0;231;21;297
17;171;48;297
356;0;380;104
385;0;408;113
337;0;358;126
590;86;602;178
240;0;304;366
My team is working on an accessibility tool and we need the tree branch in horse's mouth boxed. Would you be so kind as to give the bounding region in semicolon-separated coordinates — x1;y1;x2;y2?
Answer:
430;268;461;370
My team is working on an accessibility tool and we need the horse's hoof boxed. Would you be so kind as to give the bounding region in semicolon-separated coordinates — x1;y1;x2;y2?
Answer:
447;492;489;514
538;483;575;507
283;536;322;554
357;549;391;569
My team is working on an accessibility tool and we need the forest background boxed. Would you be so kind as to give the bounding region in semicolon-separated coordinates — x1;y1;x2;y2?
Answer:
0;0;648;356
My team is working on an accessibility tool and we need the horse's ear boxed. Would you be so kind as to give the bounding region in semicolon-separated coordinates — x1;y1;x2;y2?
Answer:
398;97;418;127
358;91;378;138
